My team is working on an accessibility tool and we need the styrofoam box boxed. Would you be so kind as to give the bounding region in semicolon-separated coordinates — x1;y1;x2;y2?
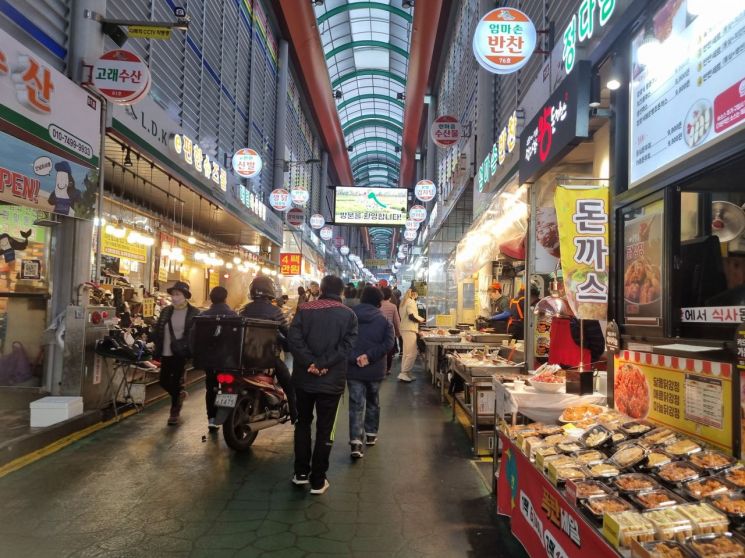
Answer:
30;396;84;428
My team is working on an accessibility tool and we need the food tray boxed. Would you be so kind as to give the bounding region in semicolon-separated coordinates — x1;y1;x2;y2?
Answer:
537;425;565;437
630;540;693;558
676;503;730;535
603;511;656;550
589;461;622;480
566;479;615;501
552;464;590;484
640;449;676;471
612;442;649;469
642;507;693;542
688;532;745;558
582;425;614;449
543;433;569;446
573;449;608;465
559;404;604;423
557;440;584;454
581;495;633;523
689;451;738;474
643;427;678;446
629;488;686;511
683;476;733;500
614;473;660;493
621;421;654;437
665;438;702;458
611;431;628;445
657;460;702;486
708;491;745;522
722;467;745;489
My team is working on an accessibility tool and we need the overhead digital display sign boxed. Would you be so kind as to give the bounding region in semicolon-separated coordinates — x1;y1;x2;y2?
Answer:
334;187;408;225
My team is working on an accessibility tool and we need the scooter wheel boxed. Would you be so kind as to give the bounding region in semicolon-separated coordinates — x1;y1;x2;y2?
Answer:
222;394;260;451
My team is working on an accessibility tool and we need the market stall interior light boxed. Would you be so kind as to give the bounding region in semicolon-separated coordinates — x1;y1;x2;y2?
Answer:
187;235;196;245
606;55;622;91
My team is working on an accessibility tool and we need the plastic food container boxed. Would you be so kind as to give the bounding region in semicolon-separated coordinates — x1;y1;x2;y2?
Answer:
611;431;628;445
642;507;693;542
543;433;569;446
683;476;733;500
688;532;745;558
566;479;615;501
689;451;738;474
581;495;633;523
573;449;607;465
708;491;745;523
557;440;585;454
640;449;676;471
582;425;613;449
603;511;656;550
614;473;660;493
537;425;565;437
589;461;622;480
676;503;730;535
621;421;654;437
630;540;693;558
722;467;745;489
643;427;678;446
612;442;649;469
553;464;589;484
657;460;702;486
665;438;702;458
629;488;686;511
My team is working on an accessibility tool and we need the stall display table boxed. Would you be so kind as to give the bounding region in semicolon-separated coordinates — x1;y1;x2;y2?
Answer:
492;380;606;424
497;432;619;557
449;354;524;456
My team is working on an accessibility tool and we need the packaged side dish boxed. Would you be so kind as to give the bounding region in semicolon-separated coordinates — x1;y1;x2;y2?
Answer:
688;532;745;558
614;473;660;493
683;477;732;500
722;467;745;489
676;504;730;535
603;511;656;550
612;442;648;469
642;507;693;542
708;492;745;521
589;461;622;479
621;421;653;437
643;428;678;446
629;488;686;511
641;449;675;471
657;461;701;485
665;438;702;457
566;479;615;501
581;495;633;521
573;449;607;465
630;540;691;558
689;451;737;474
582;425;613;449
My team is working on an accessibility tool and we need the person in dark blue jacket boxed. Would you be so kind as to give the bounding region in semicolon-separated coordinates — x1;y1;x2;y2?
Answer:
346;286;395;459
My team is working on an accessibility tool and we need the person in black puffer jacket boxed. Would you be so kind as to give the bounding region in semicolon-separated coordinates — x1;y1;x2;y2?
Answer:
288;275;358;494
239;276;297;423
346;287;394;459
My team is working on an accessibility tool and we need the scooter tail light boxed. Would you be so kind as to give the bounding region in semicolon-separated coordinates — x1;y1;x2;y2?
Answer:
216;373;235;384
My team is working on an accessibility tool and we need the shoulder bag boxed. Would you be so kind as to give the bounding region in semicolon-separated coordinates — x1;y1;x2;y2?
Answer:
168;318;191;358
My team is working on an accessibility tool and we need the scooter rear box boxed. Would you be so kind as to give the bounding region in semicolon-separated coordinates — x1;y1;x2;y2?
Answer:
191;316;278;371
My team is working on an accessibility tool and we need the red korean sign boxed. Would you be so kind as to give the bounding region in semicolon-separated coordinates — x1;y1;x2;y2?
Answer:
280;253;302;276
92;50;151;105
497;434;617;558
472;8;537;75
286;208;304;228
430;116;462;148
269;188;291;211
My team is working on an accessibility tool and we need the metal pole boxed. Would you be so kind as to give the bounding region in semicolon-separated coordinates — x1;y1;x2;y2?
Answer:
319;150;328;215
95;100;107;282
273;39;289;190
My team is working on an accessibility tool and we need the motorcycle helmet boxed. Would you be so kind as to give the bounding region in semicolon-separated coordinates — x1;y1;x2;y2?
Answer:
250;276;276;300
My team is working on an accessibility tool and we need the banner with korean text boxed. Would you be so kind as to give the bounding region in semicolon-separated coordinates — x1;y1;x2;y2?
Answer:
497;433;617;558
280;253;302;276
555;184;609;320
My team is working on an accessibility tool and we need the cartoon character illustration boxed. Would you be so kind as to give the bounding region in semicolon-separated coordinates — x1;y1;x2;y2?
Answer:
47;161;81;216
0;229;31;262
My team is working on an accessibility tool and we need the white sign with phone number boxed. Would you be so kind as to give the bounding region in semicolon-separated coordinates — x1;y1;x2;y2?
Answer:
680;306;745;323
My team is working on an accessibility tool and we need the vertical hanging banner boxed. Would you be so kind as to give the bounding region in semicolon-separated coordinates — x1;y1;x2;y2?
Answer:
554;184;609;320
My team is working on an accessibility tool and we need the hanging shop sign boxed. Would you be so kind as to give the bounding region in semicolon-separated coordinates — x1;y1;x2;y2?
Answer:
365;259;387;268
606;320;620;353
286;208;304;228
309;213;325;229
171;134;228;192
414;180;437;202
91;50;151;105
290;185;309;206
403;229;418;242
473;8;537;75
319;226;333;241
269;188;291;211
430;116;462;148
477;111;518;192
562;0;619;75
405;219;419;231
237;184;267;221
280;253;302;276
0;30;101;219
614;350;733;452
127;26;172;40
101;226;148;263
555;183;609;321
519;61;591;183
231;148;262;178
339;244;349;254
629;2;745;186
409;205;427;223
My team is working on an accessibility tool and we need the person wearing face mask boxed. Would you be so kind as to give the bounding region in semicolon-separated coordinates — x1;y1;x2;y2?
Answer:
151;281;201;425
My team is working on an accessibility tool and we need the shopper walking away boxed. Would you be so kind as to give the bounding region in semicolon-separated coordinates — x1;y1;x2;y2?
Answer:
347;287;394;458
152;281;200;425
398;287;424;382
343;285;360;308
379;286;401;375
199;286;237;430
288;275;358;494
307;281;321;302
240;276;298;423
297;286;308;305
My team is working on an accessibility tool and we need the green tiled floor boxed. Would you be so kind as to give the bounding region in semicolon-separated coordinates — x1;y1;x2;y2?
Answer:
0;361;527;557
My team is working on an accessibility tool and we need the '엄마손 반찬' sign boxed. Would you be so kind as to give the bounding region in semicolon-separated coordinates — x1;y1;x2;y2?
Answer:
555;184;609;321
472;8;537;74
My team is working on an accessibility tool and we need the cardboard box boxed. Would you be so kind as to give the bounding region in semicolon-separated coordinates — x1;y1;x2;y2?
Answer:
30;396;83;427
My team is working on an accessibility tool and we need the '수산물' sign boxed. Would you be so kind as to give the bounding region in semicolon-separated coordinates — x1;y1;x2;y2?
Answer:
473;8;537;75
555;184;609;321
430;116;462;148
